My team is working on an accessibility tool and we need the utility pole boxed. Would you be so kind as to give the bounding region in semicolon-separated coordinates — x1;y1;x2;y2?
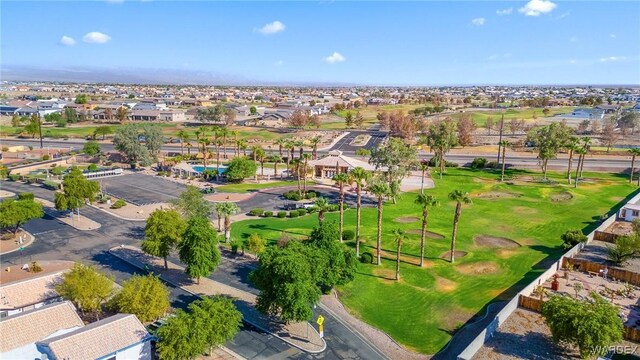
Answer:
38;114;44;149
497;114;504;163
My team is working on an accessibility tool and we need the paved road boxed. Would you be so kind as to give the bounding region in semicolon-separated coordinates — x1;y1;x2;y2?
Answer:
328;131;387;153
2;137;633;172
0;180;387;360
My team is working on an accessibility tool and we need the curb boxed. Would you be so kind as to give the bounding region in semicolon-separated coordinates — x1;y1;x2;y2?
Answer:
89;204;147;222
108;248;327;354
0;230;35;256
219;346;246;360
318;131;350;151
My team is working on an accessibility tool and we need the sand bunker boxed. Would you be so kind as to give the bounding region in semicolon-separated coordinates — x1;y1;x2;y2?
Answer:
457;262;499;275
440;250;468;260
550;191;573;202
476;191;521;199
405;229;445;239
435;277;458;293
373;267;397;281
394;216;420;224
474;235;521;249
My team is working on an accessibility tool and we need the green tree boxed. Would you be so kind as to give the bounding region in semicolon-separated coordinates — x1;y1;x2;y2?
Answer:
142;209;187;269
542;293;623;358
608;233;640;265
156;309;206;360
93;125;112;140
74;94;88;104
83;140;101;155
369;137;418;187
448;190;472;263
369;179;390;265
116;106;129;123
393;229;407;280
561;229;587;249
179;217;220;284
0;197;44;234
332;172;350;242
64;107;78;123
108;274;170;322
250;106;258;115
252;245;321;323
307;221;357;290
314;196;329;224
422;119;458;179
247;233;266;258
170;185;212;220
176;130;189;155
527;123;573;179
225;156;257;182
188;296;242;354
414;194;438;267
349;167;370;257
344;111;354;127
113;123;162;168
55;263;114;320
54;168;100;219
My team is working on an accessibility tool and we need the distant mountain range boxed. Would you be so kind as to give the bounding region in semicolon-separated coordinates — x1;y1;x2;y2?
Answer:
0;65;357;87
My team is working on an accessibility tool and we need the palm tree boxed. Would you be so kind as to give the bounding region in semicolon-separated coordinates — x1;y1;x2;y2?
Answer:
414;193;438;267
176;130;189;155
269;155;282;178
256;148;267;177
275;137;287;157
214;202;224;232
219;127;231;159
310;135;322;160
314;197;329;224
419;160;429;194
239;139;248;157
574;148;587;188
284;139;295;177
301;153;312;194
219;202;240;242
250;145;262;182
292;159;303;196
369;181;391;266
448;190;472;263
294;139;304;159
116;106;129;123
498;140;510;182
629;148;640;185
332;172;350;242
230;130;239;156
349;167;370;257
393;229;407;280
194;130;202;153
565;136;579;185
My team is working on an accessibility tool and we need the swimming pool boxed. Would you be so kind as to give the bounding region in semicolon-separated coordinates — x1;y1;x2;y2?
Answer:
192;165;227;174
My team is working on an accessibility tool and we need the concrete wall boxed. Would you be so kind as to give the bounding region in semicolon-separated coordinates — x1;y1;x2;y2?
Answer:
457;191;640;360
10;156;76;175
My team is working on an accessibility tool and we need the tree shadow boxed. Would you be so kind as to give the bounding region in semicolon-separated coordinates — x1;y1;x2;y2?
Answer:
478;330;579;360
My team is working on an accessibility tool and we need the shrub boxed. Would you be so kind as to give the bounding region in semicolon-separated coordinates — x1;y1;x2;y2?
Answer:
249;208;264;216
42;180;59;190
230;238;243;254
427;158;459;168
277;211;287;218
9;174;20;181
25;176;38;184
608;235;640;265
486;161;499;169
289;210;300;218
342;230;356;241
306;191;317;199
30;261;43;273
327;204;339;212
470;157;487;169
360;251;374;264
110;199;127;209
87;163;99;172
283;190;302;201
42;155;50;161
306;206;317;214
50;166;65;176
561;230;588;249
263;211;273;217
18;192;35;201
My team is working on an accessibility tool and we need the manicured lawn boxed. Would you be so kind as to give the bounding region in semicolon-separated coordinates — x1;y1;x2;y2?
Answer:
216;180;298;193
449;106;575;127
231;168;639;354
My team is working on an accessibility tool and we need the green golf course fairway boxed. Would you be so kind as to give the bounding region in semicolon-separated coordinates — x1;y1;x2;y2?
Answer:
231;168;639;354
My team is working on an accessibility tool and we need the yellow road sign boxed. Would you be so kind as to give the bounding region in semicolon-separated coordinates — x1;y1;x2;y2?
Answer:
316;315;324;325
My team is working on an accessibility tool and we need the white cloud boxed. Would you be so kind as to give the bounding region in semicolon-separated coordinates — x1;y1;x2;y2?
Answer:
323;52;346;64
610;34;617;38
487;53;512;61
556;11;571;19
471;17;486;26
600;56;626;62
257;21;285;35
83;32;112;44
106;0;124;3
59;35;76;46
496;8;513;16
518;0;557;16
275;60;284;66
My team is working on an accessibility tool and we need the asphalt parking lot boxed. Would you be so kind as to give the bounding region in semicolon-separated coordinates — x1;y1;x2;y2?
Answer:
96;173;187;205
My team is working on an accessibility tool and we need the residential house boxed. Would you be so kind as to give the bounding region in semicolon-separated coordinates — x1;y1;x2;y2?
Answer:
308;150;376;179
158;110;186;122
595;104;621;114
129;109;160;121
0;301;84;360
562;108;605;120
37;313;153;360
0;270;66;318
619;197;640;222
0;105;20;116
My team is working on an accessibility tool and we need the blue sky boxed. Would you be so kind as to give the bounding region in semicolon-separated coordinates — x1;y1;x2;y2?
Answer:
2;0;639;85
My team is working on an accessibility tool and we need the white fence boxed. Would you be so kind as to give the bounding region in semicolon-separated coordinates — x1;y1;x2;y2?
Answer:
83;168;123;179
457;190;640;360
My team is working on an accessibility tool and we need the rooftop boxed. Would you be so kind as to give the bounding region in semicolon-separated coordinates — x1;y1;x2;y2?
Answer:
0;270;66;310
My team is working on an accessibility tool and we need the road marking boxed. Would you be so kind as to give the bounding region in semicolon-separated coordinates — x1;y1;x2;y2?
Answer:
261;348;300;360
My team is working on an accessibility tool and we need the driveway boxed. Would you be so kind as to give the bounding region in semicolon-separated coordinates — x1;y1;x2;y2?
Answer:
96;173;187;205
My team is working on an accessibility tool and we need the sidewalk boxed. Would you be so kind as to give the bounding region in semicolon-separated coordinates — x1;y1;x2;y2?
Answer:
109;245;326;354
0;230;35;255
37;198;101;231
